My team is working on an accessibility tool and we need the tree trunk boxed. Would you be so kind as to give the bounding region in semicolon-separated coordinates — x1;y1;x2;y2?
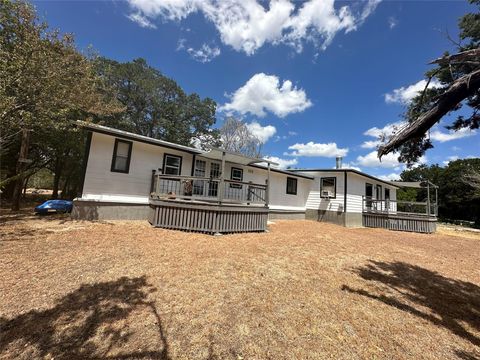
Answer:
61;175;70;200
378;68;480;157
11;129;30;211
52;159;62;200
23;175;31;196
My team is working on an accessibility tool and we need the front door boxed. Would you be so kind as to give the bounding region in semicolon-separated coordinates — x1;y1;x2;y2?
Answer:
193;159;206;195
208;162;220;197
365;183;373;210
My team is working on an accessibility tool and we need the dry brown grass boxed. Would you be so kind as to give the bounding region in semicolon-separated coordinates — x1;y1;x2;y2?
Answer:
1;209;479;360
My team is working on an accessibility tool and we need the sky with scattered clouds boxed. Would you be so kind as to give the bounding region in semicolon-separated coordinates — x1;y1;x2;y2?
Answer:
34;0;479;178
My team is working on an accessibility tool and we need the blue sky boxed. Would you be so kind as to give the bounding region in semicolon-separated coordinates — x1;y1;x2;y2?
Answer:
34;0;479;179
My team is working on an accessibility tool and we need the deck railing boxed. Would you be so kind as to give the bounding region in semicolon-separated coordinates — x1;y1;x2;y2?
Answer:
151;173;268;206
362;197;437;217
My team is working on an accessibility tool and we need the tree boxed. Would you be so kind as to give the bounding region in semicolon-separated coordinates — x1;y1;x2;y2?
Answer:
94;57;219;148
378;0;480;164
0;0;121;209
463;169;480;195
219;117;263;157
398;158;480;226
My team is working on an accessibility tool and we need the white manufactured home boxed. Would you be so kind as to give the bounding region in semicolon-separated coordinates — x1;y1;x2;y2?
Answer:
73;122;437;233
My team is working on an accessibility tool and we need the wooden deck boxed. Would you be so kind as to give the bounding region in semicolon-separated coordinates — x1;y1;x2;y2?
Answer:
362;197;437;234
149;199;268;234
362;212;437;233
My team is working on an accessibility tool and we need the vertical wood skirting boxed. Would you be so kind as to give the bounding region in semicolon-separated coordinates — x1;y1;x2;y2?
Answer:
362;213;437;233
149;199;268;234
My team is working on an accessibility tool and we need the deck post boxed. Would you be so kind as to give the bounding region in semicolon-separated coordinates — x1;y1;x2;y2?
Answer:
218;151;226;204
265;163;270;207
427;182;431;216
435;187;438;216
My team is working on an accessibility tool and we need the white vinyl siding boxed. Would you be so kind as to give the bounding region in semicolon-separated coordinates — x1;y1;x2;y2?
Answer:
82;132;193;203
298;171;346;212
346;172;397;213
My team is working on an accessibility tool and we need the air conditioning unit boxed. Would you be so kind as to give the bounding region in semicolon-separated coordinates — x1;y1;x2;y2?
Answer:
322;190;333;198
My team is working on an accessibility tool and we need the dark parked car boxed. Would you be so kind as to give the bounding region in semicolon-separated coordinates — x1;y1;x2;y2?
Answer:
34;200;73;214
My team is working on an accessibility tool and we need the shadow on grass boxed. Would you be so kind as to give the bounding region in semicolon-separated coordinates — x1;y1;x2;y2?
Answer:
341;260;480;347
0;276;170;359
455;350;480;360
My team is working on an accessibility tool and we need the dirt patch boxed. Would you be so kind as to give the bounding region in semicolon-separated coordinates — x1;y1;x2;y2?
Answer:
0;213;479;359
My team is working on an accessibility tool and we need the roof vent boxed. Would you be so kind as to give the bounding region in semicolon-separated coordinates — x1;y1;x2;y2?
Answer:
336;156;343;169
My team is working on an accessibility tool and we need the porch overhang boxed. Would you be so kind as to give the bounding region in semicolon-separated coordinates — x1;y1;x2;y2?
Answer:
391;180;438;189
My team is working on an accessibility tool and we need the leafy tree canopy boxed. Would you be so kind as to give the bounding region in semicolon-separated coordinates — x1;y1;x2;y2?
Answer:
94;57;219;148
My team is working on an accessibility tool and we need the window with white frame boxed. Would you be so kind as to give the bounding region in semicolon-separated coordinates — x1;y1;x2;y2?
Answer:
320;177;336;198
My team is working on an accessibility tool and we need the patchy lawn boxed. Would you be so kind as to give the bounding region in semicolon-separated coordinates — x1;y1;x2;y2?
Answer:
1;210;479;360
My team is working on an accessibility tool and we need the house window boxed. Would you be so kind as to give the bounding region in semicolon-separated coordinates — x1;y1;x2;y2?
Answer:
230;167;243;188
111;139;132;173
163;154;182;175
320;177;336;198
385;188;390;200
286;177;297;195
376;184;383;200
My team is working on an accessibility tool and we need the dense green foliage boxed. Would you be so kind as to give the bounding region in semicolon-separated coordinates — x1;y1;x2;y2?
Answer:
0;0;220;207
0;0;122;205
398;158;480;226
94;57;219;148
396;0;480;164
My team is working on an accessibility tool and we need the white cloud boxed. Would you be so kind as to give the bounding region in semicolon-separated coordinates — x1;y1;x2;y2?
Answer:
246;122;277;143
356;151;401;168
385;79;442;104
126;12;157;28
262;156;298;169
361;139;381;149
126;0;381;55
388;16;398;29
356;150;427;169
430;127;476;142
378;172;401;181
221;73;312;118
285;142;348;157
341;162;362;171
442;155;459;166
186;43;221;63
361;121;406;149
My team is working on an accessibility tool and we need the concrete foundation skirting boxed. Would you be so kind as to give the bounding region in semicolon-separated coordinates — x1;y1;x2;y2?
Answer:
306;209;345;226
305;209;363;228
268;211;306;220
345;213;363;228
71;200;150;220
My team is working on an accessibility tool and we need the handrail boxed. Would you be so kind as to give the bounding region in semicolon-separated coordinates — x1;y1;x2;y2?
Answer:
152;173;268;205
362;196;437;217
155;174;267;188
